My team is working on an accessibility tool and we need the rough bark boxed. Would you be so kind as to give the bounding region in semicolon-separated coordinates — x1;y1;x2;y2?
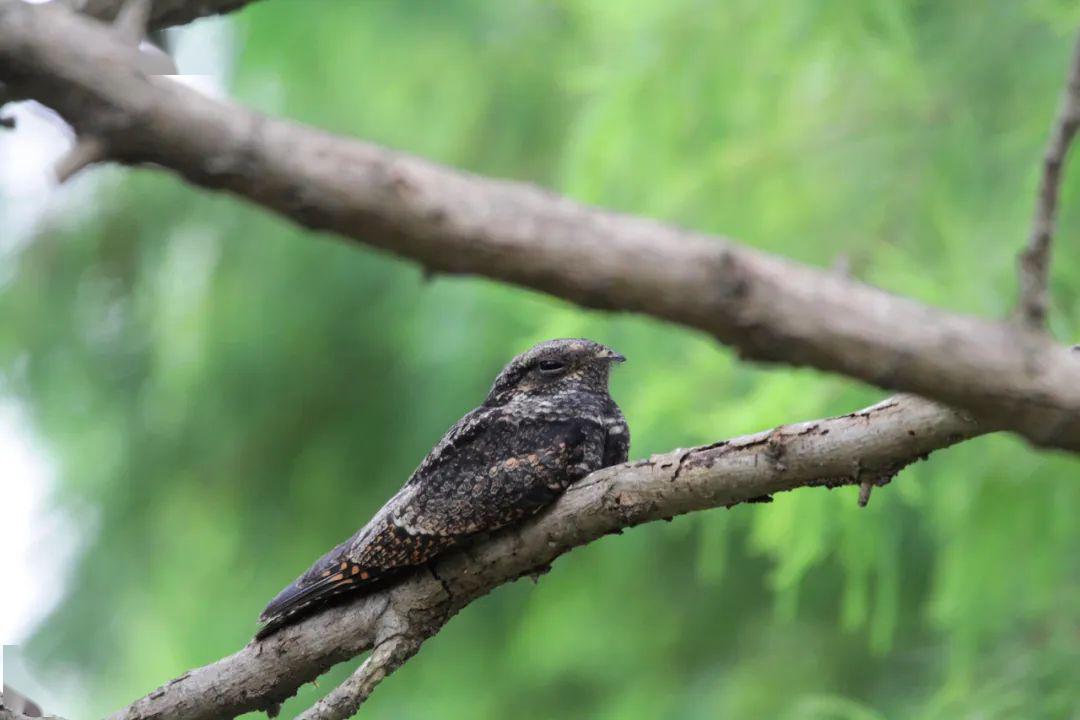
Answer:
104;396;980;720
1;0;1077;451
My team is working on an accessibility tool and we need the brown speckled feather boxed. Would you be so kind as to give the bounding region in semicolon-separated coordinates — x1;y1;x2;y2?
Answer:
257;339;628;638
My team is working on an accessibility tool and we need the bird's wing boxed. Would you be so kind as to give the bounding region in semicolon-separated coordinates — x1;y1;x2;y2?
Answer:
257;409;603;636
256;483;447;636
386;413;602;538
257;408;507;632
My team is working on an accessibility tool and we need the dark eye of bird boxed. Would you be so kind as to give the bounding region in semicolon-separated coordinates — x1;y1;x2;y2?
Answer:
537;360;566;375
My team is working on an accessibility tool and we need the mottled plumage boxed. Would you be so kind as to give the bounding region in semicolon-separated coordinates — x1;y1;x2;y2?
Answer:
256;338;628;638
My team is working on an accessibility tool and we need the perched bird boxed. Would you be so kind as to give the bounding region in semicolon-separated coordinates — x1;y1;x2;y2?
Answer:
256;338;628;638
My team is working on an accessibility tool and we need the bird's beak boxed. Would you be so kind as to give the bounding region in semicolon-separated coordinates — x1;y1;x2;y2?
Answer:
596;348;626;363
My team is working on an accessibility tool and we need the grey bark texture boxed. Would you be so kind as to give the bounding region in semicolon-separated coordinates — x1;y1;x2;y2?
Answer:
0;0;1078;451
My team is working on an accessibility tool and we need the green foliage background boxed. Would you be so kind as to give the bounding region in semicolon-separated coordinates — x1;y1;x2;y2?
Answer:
3;1;1080;717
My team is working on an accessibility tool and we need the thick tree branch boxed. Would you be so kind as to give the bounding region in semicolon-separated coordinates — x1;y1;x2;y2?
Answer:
1018;29;1080;328
103;395;980;720
77;0;261;31
1;0;1076;451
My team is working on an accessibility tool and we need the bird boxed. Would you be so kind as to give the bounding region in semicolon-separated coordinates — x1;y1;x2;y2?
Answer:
256;338;629;638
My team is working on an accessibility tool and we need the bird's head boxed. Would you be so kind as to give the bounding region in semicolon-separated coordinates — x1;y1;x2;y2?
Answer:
484;338;625;406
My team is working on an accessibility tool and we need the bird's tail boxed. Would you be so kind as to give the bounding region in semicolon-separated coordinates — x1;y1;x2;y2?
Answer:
256;556;384;639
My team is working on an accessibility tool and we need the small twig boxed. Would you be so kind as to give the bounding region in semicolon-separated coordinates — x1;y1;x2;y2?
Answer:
857;480;873;507
55;136;107;183
1018;28;1080;329
294;635;422;720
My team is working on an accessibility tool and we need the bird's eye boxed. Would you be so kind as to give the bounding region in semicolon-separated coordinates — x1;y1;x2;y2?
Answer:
537;360;566;375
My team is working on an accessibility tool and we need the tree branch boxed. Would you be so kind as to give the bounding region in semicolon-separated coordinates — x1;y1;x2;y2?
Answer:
76;0;262;32
1018;29;1080;329
103;395;980;720
0;0;1076;451
293;635;422;720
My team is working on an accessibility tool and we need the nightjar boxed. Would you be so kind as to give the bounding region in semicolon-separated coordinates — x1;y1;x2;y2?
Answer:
256;338;628;637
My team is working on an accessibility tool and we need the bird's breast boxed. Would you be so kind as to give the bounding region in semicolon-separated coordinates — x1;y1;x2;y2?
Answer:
501;394;608;424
